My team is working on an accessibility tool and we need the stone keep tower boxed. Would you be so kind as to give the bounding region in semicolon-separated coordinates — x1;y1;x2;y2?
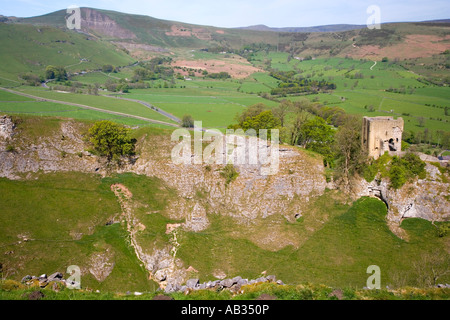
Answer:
362;116;404;159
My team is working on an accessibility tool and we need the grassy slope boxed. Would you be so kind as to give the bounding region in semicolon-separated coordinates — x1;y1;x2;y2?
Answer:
1;173;447;291
0;23;133;85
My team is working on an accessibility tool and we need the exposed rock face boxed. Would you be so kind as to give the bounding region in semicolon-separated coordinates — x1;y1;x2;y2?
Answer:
0;115;15;140
352;163;450;225
82;8;136;39
88;248;115;282
127;134;328;224
4;117;448;288
0;119;104;179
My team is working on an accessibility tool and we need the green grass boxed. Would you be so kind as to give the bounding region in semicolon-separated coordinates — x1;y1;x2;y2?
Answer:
12;86;177;123
125;86;277;128
0;172;172;293
0;23;133;82
176;195;449;288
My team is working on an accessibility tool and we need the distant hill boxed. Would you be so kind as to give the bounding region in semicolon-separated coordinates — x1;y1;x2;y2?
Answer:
237;24;367;33
0;7;448;80
238;19;450;33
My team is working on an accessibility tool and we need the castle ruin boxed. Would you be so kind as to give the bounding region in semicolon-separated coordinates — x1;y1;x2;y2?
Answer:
362;116;404;159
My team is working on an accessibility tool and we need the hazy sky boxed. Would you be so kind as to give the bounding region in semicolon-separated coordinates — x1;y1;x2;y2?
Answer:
1;0;449;28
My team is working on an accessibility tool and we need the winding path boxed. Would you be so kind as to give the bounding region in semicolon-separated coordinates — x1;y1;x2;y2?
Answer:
370;61;377;71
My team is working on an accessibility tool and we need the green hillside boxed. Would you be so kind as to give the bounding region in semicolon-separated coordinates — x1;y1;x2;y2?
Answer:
0;23;134;86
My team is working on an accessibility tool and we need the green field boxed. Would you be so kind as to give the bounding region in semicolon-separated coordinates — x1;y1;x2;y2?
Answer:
244;54;450;138
0;87;177;128
125;85;278;128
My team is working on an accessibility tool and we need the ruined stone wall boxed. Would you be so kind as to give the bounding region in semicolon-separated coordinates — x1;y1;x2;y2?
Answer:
362;116;404;159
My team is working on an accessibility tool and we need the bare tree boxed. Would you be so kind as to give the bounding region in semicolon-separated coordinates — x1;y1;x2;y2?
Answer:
273;100;292;127
413;249;450;287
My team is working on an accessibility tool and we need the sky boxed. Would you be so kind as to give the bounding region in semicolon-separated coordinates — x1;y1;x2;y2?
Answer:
0;0;449;28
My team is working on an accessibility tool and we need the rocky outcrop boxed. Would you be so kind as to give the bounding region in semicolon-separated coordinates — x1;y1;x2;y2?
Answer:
82;8;136;39
87;248;115;282
351;163;450;227
0;118;105;179
164;274;285;294
0;115;15;140
126;134;328;225
21;272;78;290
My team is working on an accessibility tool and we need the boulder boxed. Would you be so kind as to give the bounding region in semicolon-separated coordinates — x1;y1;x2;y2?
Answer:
266;275;276;282
186;278;199;289
237;279;248;286
48;272;63;282
220;278;235;288
255;277;267;283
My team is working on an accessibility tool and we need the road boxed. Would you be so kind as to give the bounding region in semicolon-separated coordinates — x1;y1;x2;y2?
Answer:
107;95;181;123
0;87;180;128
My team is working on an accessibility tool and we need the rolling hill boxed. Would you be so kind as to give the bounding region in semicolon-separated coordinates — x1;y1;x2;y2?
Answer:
5;7;450;60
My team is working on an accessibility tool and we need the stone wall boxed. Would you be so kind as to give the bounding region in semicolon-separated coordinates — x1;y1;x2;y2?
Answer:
362;116;404;159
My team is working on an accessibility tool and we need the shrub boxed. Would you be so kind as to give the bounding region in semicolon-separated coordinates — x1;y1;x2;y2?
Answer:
220;164;239;185
88;121;136;162
181;114;194;128
388;164;407;189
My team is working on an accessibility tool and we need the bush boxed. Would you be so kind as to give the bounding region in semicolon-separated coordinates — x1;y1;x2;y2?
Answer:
88;121;136;162
362;162;378;182
181;114;194;128
220;164;239;185
388;164;407;189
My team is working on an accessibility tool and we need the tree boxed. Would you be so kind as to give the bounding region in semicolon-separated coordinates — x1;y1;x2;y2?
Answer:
102;64;115;73
273;100;292;127
88;121;136;162
181;114;194;128
299;116;335;166
235;103;266;127
45;65;67;81
333;115;365;186
418;116;426;127
287;111;309;146
413;250;450;287
241;110;281;139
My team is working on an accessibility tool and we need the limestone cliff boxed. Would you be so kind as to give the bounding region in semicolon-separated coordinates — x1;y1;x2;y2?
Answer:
351;163;449;227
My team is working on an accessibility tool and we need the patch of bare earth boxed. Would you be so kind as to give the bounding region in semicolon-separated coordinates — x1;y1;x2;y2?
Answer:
112;42;170;59
165;25;213;40
173;56;262;79
347;34;450;59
